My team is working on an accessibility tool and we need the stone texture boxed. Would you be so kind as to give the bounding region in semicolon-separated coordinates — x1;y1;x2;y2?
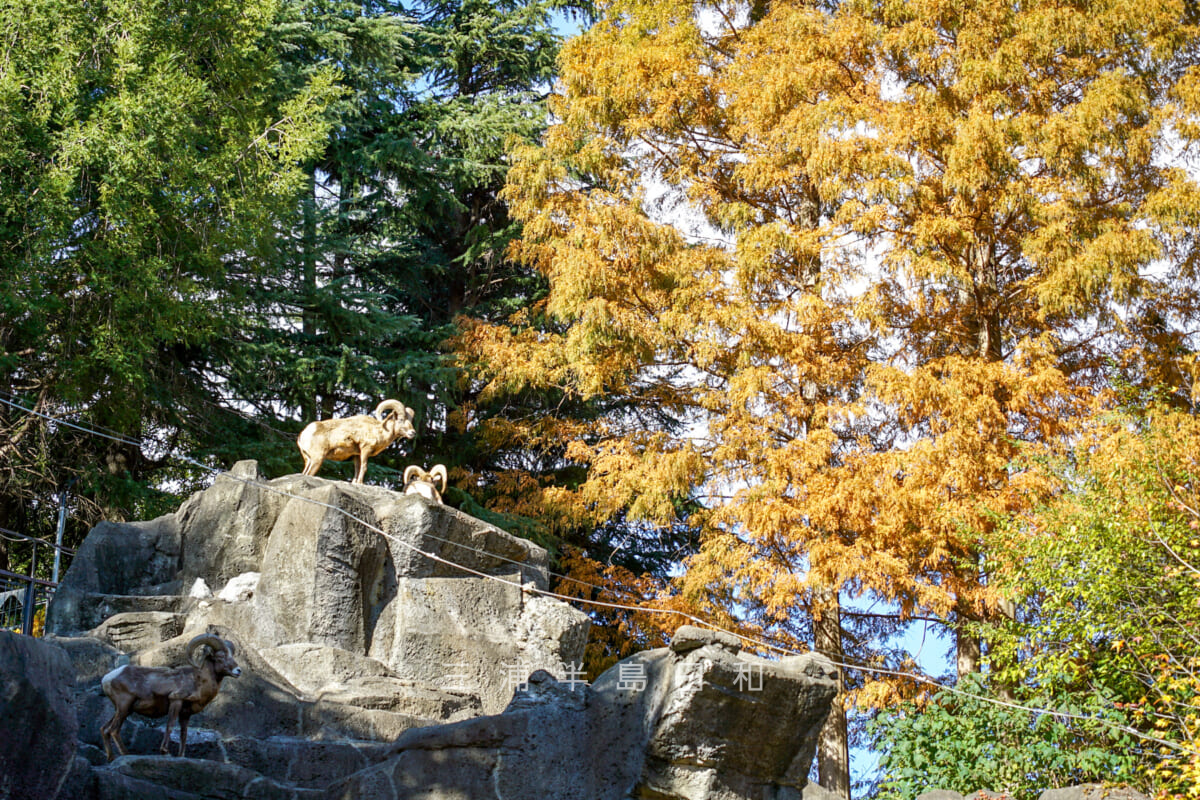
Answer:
47;515;183;634
0;632;80;800
175;461;284;590
315;676;479;721
29;462;846;800
47;462;588;723
106;756;323;800
803;783;849;800
216;573;259;603
367;574;591;714
45;635;128;684
325;630;840;800
251;484;390;653
258;644;399;695
90;612;186;653
669;624;742;654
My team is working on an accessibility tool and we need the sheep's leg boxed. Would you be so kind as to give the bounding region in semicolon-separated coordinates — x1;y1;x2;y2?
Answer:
353;454;366;484
161;699;183;755
101;697;134;761
100;719;112;762
302;456;321;476
178;713;189;759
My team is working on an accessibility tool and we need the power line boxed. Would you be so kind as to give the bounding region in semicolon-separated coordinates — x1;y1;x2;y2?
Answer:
2;395;1195;757
0;395;661;608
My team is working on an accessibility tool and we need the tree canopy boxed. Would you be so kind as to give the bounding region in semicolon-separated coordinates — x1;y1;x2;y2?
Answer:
5;0;1200;791
0;0;336;539
469;0;1200;784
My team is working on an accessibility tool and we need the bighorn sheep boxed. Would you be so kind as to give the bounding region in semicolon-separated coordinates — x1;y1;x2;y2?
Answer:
297;399;416;484
99;633;241;761
404;464;448;503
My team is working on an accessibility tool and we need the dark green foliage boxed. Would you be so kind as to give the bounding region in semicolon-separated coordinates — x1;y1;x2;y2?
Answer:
868;674;1138;800
870;407;1200;797
217;0;586;495
0;0;335;548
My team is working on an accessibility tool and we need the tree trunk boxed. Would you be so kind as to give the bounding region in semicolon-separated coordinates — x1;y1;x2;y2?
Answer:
300;172;319;422
814;587;850;799
993;597;1018;702
956;602;981;678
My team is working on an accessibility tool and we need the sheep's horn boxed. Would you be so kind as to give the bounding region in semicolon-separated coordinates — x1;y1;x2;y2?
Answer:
431;464;448;492
404;465;421;486
373;399;407;420
223;639;236;656
187;634;226;666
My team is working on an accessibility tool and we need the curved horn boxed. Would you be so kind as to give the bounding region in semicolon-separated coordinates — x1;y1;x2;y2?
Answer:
430;464;448;492
223;639;236;656
373;399;407;420
187;634;226;666
403;465;421;486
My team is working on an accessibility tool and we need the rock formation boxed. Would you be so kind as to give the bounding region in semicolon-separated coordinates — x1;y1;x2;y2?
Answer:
0;461;843;799
0;630;79;800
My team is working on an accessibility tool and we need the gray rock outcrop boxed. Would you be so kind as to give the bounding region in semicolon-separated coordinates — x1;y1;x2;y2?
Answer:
22;461;841;800
328;627;839;800
0;631;80;800
48;460;587;716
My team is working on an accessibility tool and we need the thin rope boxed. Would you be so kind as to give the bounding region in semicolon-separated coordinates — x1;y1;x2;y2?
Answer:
2;395;1195;756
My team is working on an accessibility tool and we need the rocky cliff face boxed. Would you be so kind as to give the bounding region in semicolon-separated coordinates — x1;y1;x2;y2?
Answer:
0;462;840;800
48;460;585;718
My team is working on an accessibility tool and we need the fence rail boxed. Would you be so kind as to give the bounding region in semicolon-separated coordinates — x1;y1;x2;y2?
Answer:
0;526;73;636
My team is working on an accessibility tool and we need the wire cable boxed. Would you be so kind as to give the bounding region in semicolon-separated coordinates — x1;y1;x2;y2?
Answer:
2;394;1195;756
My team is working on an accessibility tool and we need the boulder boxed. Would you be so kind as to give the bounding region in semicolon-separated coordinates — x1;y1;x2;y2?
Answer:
367;574;591;713
216;573;259;604
325;628;840;800
257;644;399;695
0;632;80;800
103;756;321;800
90;612;186;653
30;463;842;800
47;516;183;634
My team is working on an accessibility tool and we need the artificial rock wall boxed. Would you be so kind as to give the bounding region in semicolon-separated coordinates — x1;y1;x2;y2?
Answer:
0;462;841;800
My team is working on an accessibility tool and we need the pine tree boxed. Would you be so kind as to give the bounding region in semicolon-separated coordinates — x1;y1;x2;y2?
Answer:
0;0;336;540
213;0;576;492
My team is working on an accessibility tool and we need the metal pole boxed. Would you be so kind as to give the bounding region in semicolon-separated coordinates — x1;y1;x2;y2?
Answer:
52;477;77;585
22;540;37;636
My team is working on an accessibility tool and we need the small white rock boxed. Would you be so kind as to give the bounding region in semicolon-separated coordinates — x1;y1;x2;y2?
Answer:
189;578;213;599
218;572;260;603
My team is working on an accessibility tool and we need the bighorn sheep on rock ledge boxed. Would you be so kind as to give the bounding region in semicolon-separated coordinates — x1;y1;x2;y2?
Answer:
99;633;240;761
404;464;447;503
297;399;416;484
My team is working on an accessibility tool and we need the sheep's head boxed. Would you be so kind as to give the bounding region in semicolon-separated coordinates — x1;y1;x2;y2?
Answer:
373;399;416;441
187;634;241;678
404;464;447;502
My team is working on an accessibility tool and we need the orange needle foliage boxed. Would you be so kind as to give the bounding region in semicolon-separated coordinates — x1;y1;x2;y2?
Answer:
462;0;1200;693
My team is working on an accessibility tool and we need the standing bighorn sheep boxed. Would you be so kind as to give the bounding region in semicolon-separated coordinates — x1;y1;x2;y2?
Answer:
404;464;448;503
99;633;240;761
297;399;416;484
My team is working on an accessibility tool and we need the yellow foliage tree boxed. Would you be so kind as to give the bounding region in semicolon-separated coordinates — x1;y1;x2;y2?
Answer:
464;0;1200;787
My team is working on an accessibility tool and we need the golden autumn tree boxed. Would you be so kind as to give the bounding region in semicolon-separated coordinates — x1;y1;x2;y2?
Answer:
463;0;1200;790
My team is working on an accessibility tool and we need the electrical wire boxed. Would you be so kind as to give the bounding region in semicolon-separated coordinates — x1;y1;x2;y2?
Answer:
2;394;1195;756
